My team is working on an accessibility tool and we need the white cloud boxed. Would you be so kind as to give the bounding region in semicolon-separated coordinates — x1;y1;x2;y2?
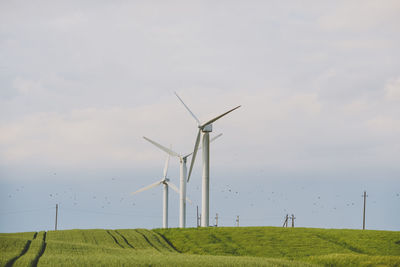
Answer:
1;1;399;181
367;116;400;134
50;10;88;31
0;106;171;168
1;82;400;179
385;77;400;101
0;89;321;169
318;0;400;31
12;77;46;95
286;93;321;115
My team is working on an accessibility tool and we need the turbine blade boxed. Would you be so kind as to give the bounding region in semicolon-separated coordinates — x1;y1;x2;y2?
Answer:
183;151;193;159
143;136;180;157
175;92;201;124
131;180;162;195
163;152;170;179
167;182;193;204
200;105;241;128
210;133;223;143
187;129;201;182
167;182;180;195
183;144;202;159
183;133;221;159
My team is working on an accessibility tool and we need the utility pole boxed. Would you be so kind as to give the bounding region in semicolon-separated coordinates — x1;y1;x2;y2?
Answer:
196;206;199;227
236;215;239;227
290;214;295;228
215;213;219;227
362;191;368;230
282;214;289;227
55;204;58;231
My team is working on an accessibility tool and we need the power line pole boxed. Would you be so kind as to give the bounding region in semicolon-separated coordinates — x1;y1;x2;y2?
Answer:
236;215;239;227
55;204;58;231
282;214;288;227
362;191;368;230
196;206;199;227
290;214;295;228
215;213;219;227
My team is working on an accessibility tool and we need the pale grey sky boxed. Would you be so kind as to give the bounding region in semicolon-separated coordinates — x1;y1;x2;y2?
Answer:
1;1;399;232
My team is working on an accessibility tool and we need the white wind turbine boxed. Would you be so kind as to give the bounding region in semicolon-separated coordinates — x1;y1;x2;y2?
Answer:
131;153;180;229
143;133;222;228
175;92;240;227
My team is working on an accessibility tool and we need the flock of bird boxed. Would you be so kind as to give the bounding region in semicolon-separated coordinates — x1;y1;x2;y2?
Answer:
4;177;400;229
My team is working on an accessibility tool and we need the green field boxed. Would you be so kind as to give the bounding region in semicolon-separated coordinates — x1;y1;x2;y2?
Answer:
1;227;399;266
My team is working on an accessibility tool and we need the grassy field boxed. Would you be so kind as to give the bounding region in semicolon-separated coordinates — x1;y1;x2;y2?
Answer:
155;227;400;266
0;227;399;266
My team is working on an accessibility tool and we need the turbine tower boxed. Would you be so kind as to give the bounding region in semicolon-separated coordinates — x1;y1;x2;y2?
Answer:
131;153;180;229
143;134;222;228
175;92;240;227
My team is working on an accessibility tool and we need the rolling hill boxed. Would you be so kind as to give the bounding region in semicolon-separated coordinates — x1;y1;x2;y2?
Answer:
1;227;399;266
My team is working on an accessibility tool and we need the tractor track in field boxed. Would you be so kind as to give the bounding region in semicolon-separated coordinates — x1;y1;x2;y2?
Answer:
4;232;37;267
153;232;179;253
313;232;364;254
31;231;47;267
136;231;161;252
106;230;124;248
115;231;134;249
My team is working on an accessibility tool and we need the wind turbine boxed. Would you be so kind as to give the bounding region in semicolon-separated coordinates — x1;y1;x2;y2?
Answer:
175;92;240;227
143;133;222;228
131;153;180;229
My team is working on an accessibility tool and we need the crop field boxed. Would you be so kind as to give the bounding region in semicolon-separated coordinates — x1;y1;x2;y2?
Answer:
156;227;400;266
1;227;399;266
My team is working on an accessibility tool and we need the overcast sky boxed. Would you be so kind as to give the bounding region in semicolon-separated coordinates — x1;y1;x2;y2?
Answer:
1;1;399;232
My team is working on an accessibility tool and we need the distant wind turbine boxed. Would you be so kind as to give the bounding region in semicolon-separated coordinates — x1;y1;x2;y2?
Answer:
175;92;240;227
143;133;222;228
131;153;180;229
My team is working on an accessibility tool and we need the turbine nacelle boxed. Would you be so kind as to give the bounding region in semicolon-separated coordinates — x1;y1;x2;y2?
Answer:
201;124;212;132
